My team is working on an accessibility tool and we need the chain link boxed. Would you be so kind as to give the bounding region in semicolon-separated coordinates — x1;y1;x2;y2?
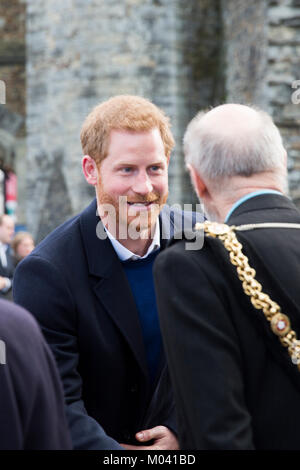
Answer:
196;221;300;371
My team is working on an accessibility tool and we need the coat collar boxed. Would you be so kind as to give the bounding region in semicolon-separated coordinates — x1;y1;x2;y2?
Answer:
79;199;179;278
227;193;299;225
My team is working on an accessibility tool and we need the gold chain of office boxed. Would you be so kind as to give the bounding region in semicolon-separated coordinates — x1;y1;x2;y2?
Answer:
195;221;300;371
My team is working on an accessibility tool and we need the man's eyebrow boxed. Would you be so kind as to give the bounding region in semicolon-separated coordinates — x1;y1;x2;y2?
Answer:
113;162;136;167
113;160;166;167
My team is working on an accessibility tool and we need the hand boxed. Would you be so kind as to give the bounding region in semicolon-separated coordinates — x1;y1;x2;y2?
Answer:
121;425;179;450
0;277;7;290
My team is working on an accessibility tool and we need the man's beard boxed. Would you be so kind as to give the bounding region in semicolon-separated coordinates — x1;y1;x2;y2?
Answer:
96;185;168;239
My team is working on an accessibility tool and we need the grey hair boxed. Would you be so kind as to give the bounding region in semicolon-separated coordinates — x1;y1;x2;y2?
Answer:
184;106;287;191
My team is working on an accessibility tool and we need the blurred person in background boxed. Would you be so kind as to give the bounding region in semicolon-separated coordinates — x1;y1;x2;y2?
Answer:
11;231;35;266
0;214;15;300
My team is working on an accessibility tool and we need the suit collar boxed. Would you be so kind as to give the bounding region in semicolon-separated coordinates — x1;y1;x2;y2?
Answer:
225;190;283;222
227;193;298;224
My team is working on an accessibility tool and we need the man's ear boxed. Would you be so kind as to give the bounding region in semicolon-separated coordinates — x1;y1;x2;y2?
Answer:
186;163;207;198
82;155;99;186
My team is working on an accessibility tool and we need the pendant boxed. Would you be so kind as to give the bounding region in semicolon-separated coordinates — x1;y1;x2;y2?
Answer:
270;313;291;337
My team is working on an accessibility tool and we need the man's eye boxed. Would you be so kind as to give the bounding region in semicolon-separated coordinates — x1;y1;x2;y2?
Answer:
121;167;132;173
150;166;162;172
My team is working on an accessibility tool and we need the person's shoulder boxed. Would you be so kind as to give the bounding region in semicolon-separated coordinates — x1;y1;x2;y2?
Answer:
160;204;204;242
34;212;80;255
154;225;229;297
156;222;223;270
0;299;41;344
161;204;204;224
31;200;96;262
156;228;205;267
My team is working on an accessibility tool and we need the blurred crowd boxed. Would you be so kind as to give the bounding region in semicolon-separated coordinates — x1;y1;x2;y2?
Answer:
0;214;34;300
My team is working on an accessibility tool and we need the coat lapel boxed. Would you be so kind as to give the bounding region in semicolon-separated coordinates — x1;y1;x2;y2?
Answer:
79;199;149;379
79;200;201;384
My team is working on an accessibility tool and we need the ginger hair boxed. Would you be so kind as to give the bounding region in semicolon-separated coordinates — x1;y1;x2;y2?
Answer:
80;95;174;163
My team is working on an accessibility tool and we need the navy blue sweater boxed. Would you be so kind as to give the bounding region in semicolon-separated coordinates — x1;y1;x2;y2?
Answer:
122;250;162;384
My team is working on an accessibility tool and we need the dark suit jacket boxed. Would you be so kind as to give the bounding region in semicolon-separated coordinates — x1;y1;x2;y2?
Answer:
0;299;72;449
154;194;300;450
13;199;202;450
0;246;14;300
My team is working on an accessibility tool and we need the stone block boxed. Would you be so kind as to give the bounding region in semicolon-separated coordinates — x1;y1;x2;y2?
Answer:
0;106;23;135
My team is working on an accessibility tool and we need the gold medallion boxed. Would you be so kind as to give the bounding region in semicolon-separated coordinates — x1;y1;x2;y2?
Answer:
271;313;291;337
195;221;232;237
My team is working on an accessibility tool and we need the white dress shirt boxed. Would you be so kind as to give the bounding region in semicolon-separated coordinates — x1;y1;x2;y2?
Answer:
0;242;7;268
0;242;11;292
105;220;161;261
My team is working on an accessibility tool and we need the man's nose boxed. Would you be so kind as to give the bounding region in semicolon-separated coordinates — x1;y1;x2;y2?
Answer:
132;172;153;195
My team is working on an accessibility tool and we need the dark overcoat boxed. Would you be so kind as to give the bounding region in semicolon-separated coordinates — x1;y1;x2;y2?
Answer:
154;194;300;450
0;299;72;449
14;198;201;449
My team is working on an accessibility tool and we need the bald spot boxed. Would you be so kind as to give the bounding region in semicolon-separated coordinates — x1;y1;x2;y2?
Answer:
200;104;262;141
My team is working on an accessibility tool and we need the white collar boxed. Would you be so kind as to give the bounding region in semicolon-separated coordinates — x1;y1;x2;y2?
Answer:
105;220;160;261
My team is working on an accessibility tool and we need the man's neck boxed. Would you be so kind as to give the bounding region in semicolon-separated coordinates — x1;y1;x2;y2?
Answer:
118;235;153;257
208;175;284;223
104;220;158;257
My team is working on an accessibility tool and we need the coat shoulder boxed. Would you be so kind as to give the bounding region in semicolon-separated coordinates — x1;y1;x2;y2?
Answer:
29;199;97;264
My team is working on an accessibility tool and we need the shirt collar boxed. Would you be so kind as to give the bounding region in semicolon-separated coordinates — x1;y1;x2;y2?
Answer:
225;189;284;223
105;220;160;261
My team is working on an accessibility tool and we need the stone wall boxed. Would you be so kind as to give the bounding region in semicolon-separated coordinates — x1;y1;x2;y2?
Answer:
14;0;300;239
222;0;300;206
26;0;223;240
177;0;224;204
0;0;26;223
26;0;174;240
0;0;26;124
267;0;300;204
222;0;269;106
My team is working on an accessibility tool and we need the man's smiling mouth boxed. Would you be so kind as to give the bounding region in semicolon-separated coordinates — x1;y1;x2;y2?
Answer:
127;202;153;206
126;200;159;210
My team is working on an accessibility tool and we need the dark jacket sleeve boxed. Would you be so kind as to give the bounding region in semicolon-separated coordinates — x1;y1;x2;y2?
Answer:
13;255;122;450
153;245;254;450
0;300;72;450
